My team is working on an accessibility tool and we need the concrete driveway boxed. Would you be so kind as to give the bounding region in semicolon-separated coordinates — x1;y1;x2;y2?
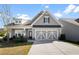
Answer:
28;40;79;55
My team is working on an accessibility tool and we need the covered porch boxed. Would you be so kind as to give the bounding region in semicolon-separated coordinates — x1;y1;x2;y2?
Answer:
7;25;33;41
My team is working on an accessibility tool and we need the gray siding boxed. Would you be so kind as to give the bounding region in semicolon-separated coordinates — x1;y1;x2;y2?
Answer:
33;13;60;25
60;20;79;42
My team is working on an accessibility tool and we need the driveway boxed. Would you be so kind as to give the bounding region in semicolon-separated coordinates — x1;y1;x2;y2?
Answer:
28;40;79;55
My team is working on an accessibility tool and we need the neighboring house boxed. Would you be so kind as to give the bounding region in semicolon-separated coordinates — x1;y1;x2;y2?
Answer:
59;18;79;42
0;28;4;32
6;10;63;41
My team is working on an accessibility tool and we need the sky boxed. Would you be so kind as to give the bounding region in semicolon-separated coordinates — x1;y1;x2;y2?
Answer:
0;4;79;28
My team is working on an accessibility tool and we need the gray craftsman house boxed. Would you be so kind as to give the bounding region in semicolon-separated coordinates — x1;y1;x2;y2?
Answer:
6;10;63;41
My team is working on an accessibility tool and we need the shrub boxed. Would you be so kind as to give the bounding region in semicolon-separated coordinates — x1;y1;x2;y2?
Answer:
3;36;8;41
0;31;6;37
59;34;66;40
14;34;27;43
15;38;27;43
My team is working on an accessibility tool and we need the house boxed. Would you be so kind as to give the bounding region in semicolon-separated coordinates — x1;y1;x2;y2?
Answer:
59;18;79;42
6;10;63;41
0;28;4;32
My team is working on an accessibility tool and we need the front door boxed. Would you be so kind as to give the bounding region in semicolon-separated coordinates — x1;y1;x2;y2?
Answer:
29;31;32;39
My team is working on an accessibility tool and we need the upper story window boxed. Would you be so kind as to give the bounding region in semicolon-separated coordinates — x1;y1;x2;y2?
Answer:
16;21;18;23
44;16;50;24
15;20;21;24
19;21;21;23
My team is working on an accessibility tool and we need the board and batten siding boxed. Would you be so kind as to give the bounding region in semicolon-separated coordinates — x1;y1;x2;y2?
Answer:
33;13;60;25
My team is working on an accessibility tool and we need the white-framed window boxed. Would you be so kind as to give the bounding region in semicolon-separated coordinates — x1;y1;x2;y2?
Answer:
44;16;50;24
19;21;21;23
16;21;18;23
15;20;21;24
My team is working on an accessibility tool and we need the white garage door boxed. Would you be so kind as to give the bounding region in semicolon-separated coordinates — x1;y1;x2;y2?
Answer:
36;31;57;40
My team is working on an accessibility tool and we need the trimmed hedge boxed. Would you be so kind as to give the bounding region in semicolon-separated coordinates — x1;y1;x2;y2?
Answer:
9;34;27;43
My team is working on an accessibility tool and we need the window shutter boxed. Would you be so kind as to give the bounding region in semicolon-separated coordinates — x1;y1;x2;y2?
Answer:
48;17;50;23
44;17;45;23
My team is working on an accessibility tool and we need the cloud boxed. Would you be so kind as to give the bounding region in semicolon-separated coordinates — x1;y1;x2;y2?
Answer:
63;4;76;14
54;12;62;18
54;4;79;18
54;5;76;18
16;14;30;20
74;6;79;13
45;5;49;9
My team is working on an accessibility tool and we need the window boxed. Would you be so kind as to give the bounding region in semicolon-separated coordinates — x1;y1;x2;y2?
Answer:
16;21;18;23
15;20;21;24
44;16;49;24
19;21;21;23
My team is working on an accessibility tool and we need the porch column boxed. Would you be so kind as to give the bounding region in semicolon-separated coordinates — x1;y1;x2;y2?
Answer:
24;28;26;37
25;29;28;38
35;28;36;40
57;30;59;40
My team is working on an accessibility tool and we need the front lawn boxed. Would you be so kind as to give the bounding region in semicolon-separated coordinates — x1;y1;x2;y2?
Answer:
0;42;33;55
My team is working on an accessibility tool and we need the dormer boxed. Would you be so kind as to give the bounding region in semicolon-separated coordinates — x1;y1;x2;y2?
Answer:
13;17;22;24
15;19;22;24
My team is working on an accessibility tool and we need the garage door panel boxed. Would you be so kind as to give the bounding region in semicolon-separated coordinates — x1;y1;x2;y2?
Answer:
36;31;42;40
36;31;46;40
42;31;46;40
47;32;53;40
36;31;57;40
53;32;57;39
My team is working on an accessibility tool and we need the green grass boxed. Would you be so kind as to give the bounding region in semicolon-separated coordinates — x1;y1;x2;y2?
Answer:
0;42;33;55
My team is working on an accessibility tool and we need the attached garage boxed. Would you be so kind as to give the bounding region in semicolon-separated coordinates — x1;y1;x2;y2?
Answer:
33;28;61;41
36;31;57;40
31;10;62;41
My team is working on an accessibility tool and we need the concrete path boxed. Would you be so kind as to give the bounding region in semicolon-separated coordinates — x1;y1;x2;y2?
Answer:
28;40;79;55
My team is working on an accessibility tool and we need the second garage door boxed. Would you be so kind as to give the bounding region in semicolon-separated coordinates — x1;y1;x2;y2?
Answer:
36;31;57;40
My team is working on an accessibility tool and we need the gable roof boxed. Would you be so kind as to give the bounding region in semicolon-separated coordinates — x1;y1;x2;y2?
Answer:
31;10;63;27
6;10;63;27
31;11;43;23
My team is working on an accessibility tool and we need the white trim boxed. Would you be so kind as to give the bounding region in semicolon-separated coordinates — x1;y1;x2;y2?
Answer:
57;29;59;40
35;28;36;39
31;12;45;26
31;10;63;27
47;11;63;27
9;32;12;38
34;28;59;40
